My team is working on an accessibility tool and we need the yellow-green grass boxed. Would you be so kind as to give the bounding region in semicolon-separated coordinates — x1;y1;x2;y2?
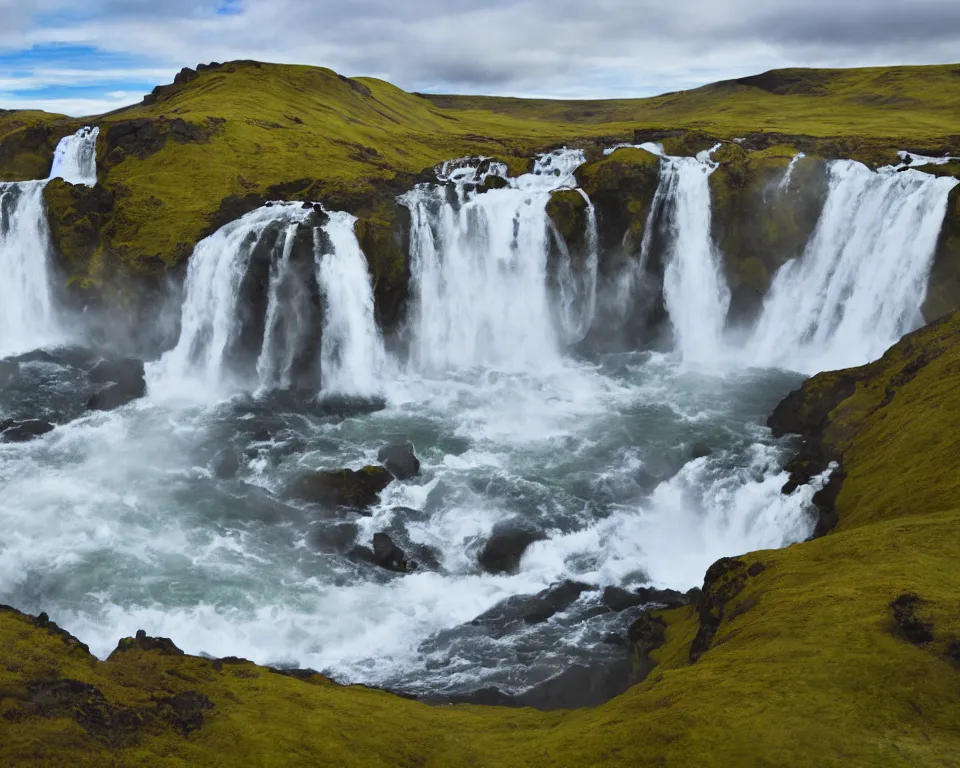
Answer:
5;313;960;766
1;60;958;280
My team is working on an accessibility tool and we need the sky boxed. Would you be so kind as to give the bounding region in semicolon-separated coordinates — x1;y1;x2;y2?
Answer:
1;0;959;116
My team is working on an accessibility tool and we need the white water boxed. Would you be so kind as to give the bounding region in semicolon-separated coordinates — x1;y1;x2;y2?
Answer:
402;149;595;372
159;204;312;394
317;211;385;395
159;202;384;397
778;152;807;192
748;161;959;373
0;126;100;356
655;148;731;365
49;126;100;186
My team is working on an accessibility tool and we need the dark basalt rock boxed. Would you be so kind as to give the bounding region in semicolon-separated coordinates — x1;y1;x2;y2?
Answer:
287;466;393;512
477;521;547;575
0;418;55;443
86;357;147;412
210;448;241;479
602;585;696;613
627;612;668;684
377;442;421;480
111;629;185;657
155;691;215;737
890;594;934;645
476;175;510;194
473;581;594;630
372;532;409;573
689;558;767;663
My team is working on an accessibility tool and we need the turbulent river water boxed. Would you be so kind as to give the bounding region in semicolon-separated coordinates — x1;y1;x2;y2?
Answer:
0;136;956;702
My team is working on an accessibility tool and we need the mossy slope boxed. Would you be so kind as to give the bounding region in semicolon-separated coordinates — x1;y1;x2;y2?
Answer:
6;314;960;765
1;60;957;301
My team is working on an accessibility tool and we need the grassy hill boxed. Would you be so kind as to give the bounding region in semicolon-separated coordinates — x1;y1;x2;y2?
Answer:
0;60;957;290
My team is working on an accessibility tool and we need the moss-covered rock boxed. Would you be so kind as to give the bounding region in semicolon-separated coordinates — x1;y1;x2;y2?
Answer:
709;144;829;327
574;146;661;273
924;179;960;321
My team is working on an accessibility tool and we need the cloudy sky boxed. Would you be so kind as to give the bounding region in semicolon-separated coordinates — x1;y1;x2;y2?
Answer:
2;0;958;116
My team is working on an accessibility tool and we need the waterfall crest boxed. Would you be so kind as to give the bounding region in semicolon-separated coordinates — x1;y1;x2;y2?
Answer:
401;149;595;372
0;126;100;357
158;203;383;397
747;161;959;373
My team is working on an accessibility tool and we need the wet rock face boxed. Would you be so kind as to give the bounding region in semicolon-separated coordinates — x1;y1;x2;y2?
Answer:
474;581;595;631
377;442;421;480
0;419;55;443
287;466;394;512
689;558;768;663
477;521;547;575
86;358;147;412
709;144;830;330
372;532;410;573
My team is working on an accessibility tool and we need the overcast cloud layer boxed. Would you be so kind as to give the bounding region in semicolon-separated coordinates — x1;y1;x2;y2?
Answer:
1;0;959;115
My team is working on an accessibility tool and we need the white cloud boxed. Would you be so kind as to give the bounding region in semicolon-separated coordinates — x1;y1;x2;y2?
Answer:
2;0;959;112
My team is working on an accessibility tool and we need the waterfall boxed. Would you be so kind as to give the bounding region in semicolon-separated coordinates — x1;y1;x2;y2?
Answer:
159;202;383;397
49;126;100;187
0;126;100;357
778;152;806;192
747;161;959;374
654;148;731;365
401;149;593;372
316;211;385;395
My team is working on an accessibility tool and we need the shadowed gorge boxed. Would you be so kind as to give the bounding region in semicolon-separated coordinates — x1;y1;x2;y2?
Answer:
1;57;960;767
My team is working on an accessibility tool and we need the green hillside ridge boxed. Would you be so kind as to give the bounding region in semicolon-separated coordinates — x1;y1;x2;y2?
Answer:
0;60;958;312
5;310;960;765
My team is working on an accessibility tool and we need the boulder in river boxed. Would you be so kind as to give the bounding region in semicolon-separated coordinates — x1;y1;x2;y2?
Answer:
372;532;409;573
377;442;421;480
477;521;547;574
86;357;147;412
474;581;594;630
210;448;241;479
287;466;393;512
0;419;55;443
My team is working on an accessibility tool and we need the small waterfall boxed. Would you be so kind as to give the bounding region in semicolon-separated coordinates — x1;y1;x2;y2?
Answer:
49;126;100;186
778;152;806;192
316;211;385;395
159;202;383;397
748;161;959;373
0;126;100;357
653;148;731;365
551;188;599;344
401;149;593;372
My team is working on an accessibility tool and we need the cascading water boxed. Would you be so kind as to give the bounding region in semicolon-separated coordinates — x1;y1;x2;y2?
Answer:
747;161;959;373
49;126;100;186
316;211;385;395
778;152;806;192
401;150;596;371
157;202;383;397
0;126;100;357
652;146;731;365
